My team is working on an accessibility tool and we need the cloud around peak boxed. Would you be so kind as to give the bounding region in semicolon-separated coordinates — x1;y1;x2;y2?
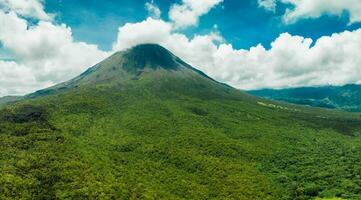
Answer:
112;16;361;90
113;17;172;51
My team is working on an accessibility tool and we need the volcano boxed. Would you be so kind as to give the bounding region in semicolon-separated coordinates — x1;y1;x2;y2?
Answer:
1;44;361;200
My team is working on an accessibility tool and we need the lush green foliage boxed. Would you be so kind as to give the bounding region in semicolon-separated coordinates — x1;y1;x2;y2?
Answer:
1;45;361;199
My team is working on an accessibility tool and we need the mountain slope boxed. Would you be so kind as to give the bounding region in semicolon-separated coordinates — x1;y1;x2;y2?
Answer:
1;44;361;200
249;85;361;112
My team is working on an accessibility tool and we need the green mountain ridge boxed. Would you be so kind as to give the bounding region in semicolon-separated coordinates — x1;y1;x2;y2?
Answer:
248;85;361;112
1;44;361;200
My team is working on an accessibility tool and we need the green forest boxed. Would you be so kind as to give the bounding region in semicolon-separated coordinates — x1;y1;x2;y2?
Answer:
1;45;361;200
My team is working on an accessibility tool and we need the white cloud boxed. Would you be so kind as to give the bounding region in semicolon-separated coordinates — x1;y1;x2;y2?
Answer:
112;17;361;90
0;60;48;96
0;9;108;96
145;1;161;19
113;17;172;51
169;0;223;28
202;30;361;89
0;0;51;20
258;0;276;12
280;0;361;24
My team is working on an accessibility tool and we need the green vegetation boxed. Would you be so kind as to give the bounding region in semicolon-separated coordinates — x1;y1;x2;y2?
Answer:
249;85;361;112
1;44;361;199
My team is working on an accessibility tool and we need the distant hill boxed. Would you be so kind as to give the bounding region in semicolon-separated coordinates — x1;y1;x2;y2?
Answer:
1;44;361;200
0;96;22;108
249;84;361;112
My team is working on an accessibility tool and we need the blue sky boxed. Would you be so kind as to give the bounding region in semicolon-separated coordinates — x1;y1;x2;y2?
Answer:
43;0;361;51
1;0;361;96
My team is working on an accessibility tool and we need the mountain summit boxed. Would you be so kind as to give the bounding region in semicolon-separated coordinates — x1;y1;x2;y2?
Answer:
66;44;211;83
27;44;226;99
118;44;183;70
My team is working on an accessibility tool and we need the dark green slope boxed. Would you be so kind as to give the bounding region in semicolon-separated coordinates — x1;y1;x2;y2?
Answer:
249;85;361;112
1;44;361;200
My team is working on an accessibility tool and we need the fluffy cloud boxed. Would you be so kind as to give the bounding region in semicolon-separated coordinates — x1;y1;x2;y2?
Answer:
282;0;361;24
169;0;223;28
145;1;161;19
113;17;361;90
259;0;361;24
218;30;361;89
0;60;48;96
0;0;50;20
113;17;172;51
0;8;108;96
258;0;276;12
